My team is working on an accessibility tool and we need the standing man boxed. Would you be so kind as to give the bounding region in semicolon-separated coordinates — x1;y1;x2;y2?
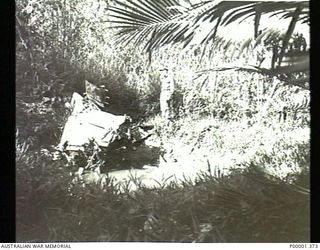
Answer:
158;67;176;165
159;67;175;121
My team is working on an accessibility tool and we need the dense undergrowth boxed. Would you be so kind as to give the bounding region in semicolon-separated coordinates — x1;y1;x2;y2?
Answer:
16;149;309;242
16;0;310;243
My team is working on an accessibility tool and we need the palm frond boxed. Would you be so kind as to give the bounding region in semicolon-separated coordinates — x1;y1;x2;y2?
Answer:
194;48;309;89
109;0;182;50
108;1;308;50
108;0;309;85
254;9;261;38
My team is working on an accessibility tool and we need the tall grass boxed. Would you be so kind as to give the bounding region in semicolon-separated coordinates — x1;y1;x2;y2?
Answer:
16;147;309;242
16;0;310;242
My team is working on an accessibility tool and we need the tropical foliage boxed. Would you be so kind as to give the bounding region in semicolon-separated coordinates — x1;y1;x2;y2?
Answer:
108;0;309;87
16;0;310;242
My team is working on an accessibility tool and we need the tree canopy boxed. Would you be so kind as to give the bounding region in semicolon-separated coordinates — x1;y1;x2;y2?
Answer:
108;0;309;87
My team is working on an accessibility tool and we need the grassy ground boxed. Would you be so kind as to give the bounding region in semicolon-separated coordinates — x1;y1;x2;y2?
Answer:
150;114;310;182
16;150;309;242
15;57;310;242
15;1;310;240
16;103;310;242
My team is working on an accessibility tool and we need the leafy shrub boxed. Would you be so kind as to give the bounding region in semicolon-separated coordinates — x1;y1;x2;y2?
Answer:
16;0;310;243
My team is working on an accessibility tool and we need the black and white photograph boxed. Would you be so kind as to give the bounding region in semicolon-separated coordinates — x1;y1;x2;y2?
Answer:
16;0;310;242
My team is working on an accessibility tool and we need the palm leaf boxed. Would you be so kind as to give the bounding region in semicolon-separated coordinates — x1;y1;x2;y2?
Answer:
254;28;283;47
194;53;309;89
254;9;261;38
221;4;256;25
107;0;309;85
108;1;308;50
